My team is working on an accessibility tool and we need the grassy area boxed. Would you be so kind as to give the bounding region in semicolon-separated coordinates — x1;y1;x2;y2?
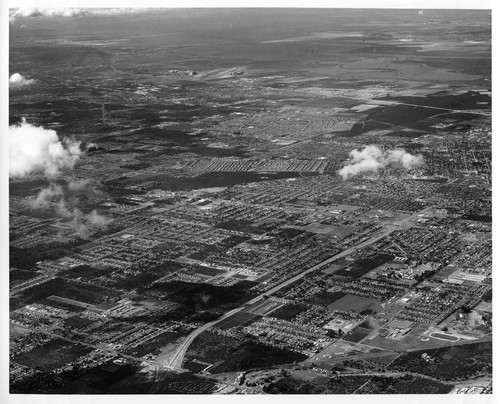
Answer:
305;291;345;307
264;374;371;394
13;338;93;372
328;294;382;314
342;326;372;343
357;375;453;394
270;303;310;320
388;341;492;381
335;254;394;279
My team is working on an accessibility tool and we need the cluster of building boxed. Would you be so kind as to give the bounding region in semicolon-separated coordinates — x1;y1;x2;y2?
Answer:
188;157;329;173
397;283;488;324
8;54;492;394
242;317;332;354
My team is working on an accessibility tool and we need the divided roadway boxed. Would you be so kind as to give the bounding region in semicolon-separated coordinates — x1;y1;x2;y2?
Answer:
166;207;432;371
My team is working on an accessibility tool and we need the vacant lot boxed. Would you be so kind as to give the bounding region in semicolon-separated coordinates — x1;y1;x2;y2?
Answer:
216;312;262;330
335;254;394;279
342;326;372;343
306;291;346;307
271;303;310;320
328;294;382;314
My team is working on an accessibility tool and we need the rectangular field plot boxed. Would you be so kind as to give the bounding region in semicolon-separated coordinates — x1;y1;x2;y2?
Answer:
216;312;262;330
342;326;372;343
328;294;382;314
335;254;395;279
270;303;310;320
304;223;353;235
306;291;346;307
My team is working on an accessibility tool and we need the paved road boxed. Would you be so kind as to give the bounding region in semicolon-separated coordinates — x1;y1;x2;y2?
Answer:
165;228;394;370
165;208;432;371
12;206;432;395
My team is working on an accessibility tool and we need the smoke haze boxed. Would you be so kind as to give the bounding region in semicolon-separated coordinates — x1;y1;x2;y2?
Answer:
32;180;108;236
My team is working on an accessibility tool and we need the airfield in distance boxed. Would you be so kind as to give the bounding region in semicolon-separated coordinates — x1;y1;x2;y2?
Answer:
8;9;492;394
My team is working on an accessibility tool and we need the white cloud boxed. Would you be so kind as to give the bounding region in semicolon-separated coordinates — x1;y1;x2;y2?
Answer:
9;73;37;88
9;7;142;23
10;8;87;21
386;149;424;169
338;145;424;180
13;118;109;236
9;118;81;179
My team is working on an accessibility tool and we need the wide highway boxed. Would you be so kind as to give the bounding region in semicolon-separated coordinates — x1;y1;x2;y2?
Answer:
165;207;433;371
145;205;435;396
